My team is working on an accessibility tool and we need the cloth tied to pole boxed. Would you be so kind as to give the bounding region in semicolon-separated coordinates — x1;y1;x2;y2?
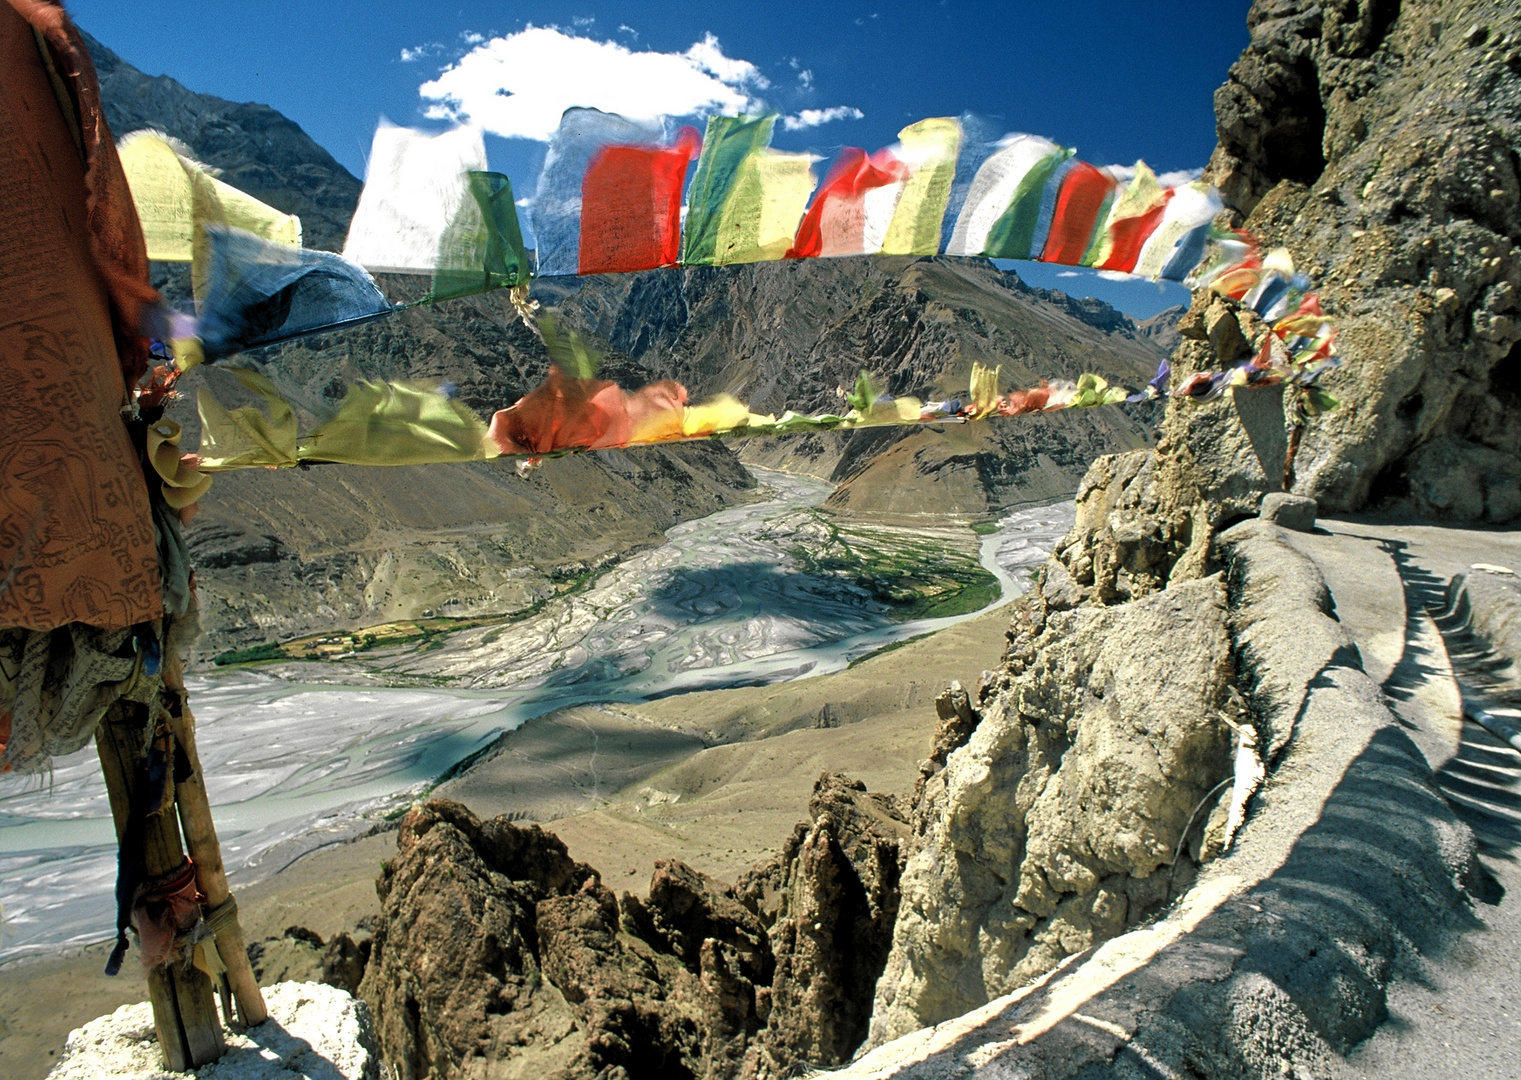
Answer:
132;856;204;970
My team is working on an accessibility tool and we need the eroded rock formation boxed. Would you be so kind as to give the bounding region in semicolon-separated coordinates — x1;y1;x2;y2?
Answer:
359;781;912;1079
1047;0;1521;615
867;575;1237;1044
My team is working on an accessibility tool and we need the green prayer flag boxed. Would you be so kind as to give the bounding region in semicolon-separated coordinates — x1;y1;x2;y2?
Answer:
425;171;530;303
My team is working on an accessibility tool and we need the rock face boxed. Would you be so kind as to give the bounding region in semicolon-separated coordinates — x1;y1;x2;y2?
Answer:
361;785;913;1079
734;773;909;1077
867;574;1237;1045
1031;0;1521;616
1212;0;1521;521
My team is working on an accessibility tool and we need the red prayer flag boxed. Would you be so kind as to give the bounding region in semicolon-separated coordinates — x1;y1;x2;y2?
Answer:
787;147;907;259
1038;162;1117;266
578;127;700;275
1097;188;1173;273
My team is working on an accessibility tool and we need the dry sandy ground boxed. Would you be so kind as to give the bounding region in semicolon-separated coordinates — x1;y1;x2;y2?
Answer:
0;605;1010;1080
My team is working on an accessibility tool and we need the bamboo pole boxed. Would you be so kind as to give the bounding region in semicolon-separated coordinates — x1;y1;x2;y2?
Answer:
95;702;227;1068
162;655;270;1028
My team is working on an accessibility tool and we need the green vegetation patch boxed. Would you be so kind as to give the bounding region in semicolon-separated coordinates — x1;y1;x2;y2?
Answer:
211;642;286;666
970;520;1002;535
790;514;1000;622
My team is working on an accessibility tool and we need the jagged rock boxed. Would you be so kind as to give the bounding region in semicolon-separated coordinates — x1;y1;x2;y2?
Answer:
366;799;879;1080
737;774;909;1077
1207;0;1521;522
1259;491;1318;530
909;683;981;821
322;932;371;996
867;576;1236;1047
1049;0;1521;607
536;879;707;1078
359;799;598;1079
642;861;773;987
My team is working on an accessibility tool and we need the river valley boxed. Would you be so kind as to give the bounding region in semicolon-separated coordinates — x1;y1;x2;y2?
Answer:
0;470;1074;960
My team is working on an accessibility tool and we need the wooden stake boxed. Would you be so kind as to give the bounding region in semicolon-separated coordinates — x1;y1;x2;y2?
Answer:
95;701;227;1068
162;656;269;1028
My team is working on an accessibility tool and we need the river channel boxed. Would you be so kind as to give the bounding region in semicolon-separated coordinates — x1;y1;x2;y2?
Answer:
0;470;1074;959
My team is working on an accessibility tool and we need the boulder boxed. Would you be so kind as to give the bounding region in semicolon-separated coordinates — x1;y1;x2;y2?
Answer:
1259;492;1318;531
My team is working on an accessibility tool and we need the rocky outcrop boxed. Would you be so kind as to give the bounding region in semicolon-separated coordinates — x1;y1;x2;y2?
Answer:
735;773;909;1077
867;573;1237;1046
837;522;1483;1080
360;779;917;1080
1038;0;1521;612
1209;0;1521;522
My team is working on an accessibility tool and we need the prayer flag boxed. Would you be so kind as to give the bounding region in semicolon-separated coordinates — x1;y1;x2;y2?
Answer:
579;127;701;275
197;226;392;360
1036;160;1118;266
299;381;497;466
880;117;961;256
1132;182;1222;281
682;115;815;266
788;147;907;259
1086;163;1168;272
426;171;531;301
342;122;488;273
195;368;299;471
118;131;301;299
944;134;1070;259
531;108;668;277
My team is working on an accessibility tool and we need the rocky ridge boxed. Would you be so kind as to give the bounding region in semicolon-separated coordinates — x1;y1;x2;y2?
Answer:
1053;0;1521;613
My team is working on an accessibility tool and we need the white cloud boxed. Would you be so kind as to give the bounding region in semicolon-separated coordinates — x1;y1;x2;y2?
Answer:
617;24;638;39
1056;271;1080;278
684;32;768;89
1157;167;1205;187
797;68;814;89
781;105;864;131
399;42;443;63
461;31;485;45
419;27;765;141
1097;269;1142;281
1103;163;1205;187
571;15;594;28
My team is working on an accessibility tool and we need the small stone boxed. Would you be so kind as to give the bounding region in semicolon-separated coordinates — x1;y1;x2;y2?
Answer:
1259;493;1318;532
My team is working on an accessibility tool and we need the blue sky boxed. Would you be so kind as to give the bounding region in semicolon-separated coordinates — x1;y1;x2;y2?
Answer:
73;1;1251;317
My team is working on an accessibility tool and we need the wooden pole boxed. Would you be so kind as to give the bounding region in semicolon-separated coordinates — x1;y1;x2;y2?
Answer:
95;701;227;1069
162;655;269;1028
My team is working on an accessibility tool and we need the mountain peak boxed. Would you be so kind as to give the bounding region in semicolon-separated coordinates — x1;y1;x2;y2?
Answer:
82;29;361;252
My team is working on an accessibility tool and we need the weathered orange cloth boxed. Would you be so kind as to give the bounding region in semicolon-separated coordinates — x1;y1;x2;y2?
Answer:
6;0;160;387
0;1;162;630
